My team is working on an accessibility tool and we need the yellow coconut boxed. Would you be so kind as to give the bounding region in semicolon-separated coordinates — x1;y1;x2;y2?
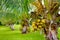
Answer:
38;26;42;28
34;26;37;29
41;19;46;23
37;19;40;22
36;23;40;25
32;22;35;24
39;22;43;25
32;24;35;27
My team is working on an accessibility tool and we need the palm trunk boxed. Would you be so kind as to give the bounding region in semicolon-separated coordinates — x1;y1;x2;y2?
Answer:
46;21;58;40
22;19;29;34
9;24;15;31
22;26;27;34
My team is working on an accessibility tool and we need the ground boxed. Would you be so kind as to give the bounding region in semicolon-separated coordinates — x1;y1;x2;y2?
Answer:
0;24;60;40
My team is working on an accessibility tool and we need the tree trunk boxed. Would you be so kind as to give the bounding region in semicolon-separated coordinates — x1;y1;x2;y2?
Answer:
22;18;29;34
46;21;58;40
22;26;27;34
9;24;15;31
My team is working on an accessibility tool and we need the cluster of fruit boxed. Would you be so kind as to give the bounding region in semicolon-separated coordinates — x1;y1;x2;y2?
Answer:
32;19;46;31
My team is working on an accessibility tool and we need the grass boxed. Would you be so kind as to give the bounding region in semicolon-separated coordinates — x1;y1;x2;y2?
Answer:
0;24;60;40
0;24;45;40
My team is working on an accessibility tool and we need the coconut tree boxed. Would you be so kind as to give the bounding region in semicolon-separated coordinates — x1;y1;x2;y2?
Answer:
44;0;59;40
19;0;35;34
29;0;59;40
0;0;21;30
